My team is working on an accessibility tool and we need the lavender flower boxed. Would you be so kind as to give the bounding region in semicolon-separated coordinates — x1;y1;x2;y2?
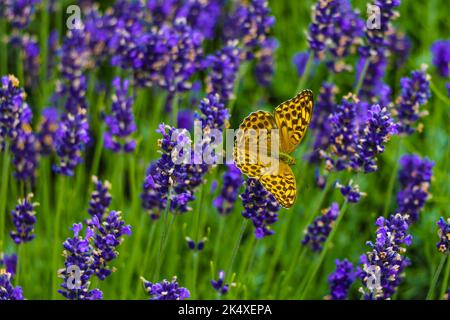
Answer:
58;223;103;300
292;51;310;77
337;180;366;203
9;34;40;87
10;193;38;244
88;211;131;280
204;43;242;103
176;0;221;39
10;125;39;181
87;176;112;221
321;94;396;173
212;270;232;295
0;75;30;149
308;82;337;163
185;236;206;251
436;217;450;253
359;213;412;300
361;0;401;53
2;0;41;29
328;259;356;300
352;104;397;173
0;273;24;300
387;30;410;67
142;276;190;300
302;203;339;252
177;109;194;130
141;124;197;218
53;108;90;176
112;17;203;98
307;0;364;72
241;178;280;238
104;77;136;153
397;154;434;222
254;38;278;87
0;253;17;277
57;29;90;114
393;66;431;134
356;49;388;103
430;40;450;77
36;107;58;155
320;94;358;171
213;164;243;215
228;0;275;51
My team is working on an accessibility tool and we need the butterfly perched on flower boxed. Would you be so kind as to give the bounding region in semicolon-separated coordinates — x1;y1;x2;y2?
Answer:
233;90;314;208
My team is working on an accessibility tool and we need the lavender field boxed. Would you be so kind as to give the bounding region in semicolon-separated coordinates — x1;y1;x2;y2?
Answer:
0;0;449;301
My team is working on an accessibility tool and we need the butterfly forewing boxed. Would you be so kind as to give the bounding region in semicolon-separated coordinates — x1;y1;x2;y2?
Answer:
233;111;278;178
274;90;314;154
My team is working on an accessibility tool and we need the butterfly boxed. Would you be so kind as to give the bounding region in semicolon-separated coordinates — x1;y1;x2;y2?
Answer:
233;90;314;208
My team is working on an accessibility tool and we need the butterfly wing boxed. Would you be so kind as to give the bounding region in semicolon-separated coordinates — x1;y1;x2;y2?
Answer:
260;162;296;208
274;90;314;154
233;111;278;178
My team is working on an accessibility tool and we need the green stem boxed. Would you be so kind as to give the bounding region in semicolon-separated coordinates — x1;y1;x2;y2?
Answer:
354;58;370;96
0;19;7;75
426;254;447;300
40;0;49;111
15;244;23;287
299;201;349;299
430;81;450;105
440;254;450;298
51;176;66;299
153;196;173;280
280;176;334;295
296;51;314;92
0;145;11;253
226;219;248;278
382;138;402;217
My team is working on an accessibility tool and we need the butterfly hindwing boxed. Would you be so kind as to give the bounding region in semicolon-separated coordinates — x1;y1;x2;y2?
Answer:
233;111;278;178
260;162;296;208
274;90;314;154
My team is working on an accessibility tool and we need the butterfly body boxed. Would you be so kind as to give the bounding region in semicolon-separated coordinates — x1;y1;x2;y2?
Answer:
233;90;314;208
279;152;296;166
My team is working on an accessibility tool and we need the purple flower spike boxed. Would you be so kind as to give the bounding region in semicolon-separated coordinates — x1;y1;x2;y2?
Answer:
436;217;450;253
212;270;233;295
58;223;103;300
430;40;450;77
87;176;112;221
1;253;18;277
104;77;136;153
142;276;190;300
337;180;366;203
53;108;90;176
328;259;356;300
214;164;243;215
37;107;58;156
308;0;364;72
359;213;412;300
0;273;24;300
302;203;340;252
397;154;434;223
10;193;38;244
0;75;29;150
204;43;242;103
241;178;280;238
393;66;431;134
3;0;41;29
